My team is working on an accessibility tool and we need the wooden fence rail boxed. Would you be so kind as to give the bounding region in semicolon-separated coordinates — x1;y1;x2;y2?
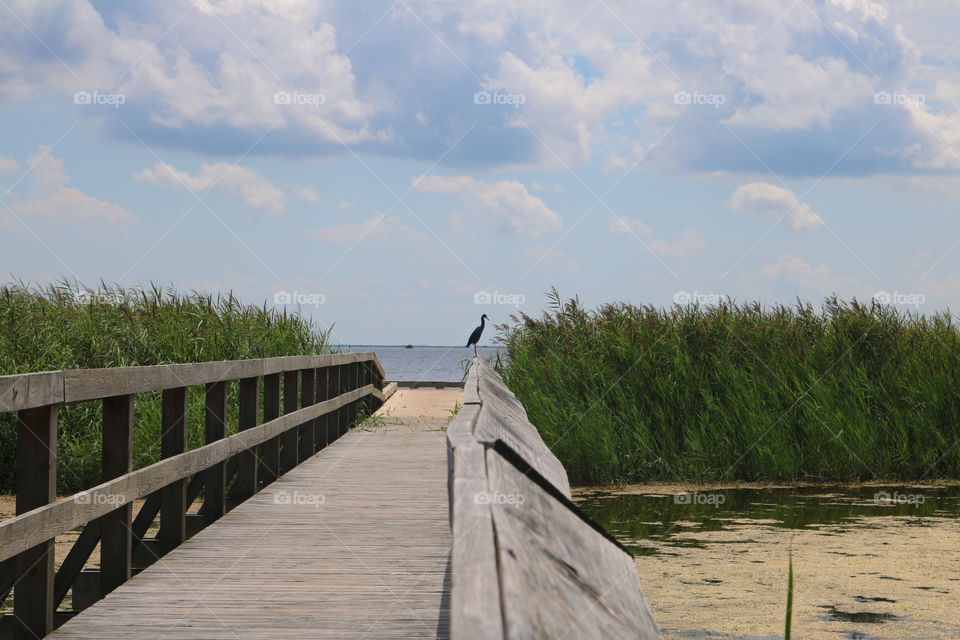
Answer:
0;353;393;640
447;357;660;639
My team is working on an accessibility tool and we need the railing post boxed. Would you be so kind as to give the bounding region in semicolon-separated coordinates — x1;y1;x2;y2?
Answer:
13;405;57;639
100;395;133;597
279;370;299;474
318;366;334;447
299;368;315;462
337;365;349;437
204;381;228;524
259;373;281;485
159;387;188;551
233;376;259;501
349;362;359;427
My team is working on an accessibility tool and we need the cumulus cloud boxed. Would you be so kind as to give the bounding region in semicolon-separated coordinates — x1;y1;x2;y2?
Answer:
297;187;321;203
728;182;824;230
609;216;706;256
135;161;286;214
413;175;562;235
2;0;959;176
0;156;20;173
6;146;133;224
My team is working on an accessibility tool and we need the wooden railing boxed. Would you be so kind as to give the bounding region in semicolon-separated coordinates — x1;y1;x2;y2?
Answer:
447;357;660;639
0;353;395;639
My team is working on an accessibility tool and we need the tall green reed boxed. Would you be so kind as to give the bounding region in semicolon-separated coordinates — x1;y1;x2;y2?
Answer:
0;280;330;493
498;289;960;485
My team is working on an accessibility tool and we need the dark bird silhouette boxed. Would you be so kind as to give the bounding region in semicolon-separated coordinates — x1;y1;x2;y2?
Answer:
466;314;489;355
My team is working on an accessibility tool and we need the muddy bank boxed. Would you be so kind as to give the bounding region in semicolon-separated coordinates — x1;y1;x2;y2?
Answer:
576;483;960;639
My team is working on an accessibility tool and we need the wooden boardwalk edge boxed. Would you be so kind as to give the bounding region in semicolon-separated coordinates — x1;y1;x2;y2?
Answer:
447;357;660;639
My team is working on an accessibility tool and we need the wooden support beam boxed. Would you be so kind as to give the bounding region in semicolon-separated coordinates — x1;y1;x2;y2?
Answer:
203;381;228;524
232;376;259;502
159;388;187;551
14;405;57;640
53;520;100;608
99;394;133;597
259;373;280;485
299;368;315;462
279;370;299;474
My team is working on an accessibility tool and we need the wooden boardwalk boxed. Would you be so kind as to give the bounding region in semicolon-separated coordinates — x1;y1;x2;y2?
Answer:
49;397;453;639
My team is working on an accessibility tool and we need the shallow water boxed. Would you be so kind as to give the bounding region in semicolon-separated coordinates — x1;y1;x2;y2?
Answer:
575;484;960;640
577;485;960;557
340;345;503;382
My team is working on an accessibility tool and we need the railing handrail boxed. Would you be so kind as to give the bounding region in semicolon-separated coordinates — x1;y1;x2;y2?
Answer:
447;357;660;639
0;383;386;563
0;352;384;412
1;353;393;637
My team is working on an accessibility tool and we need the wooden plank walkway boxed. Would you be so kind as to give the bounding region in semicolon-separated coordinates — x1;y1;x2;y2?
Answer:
49;401;453;639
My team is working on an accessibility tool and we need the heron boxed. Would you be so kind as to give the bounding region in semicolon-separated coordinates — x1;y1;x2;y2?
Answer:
466;314;489;355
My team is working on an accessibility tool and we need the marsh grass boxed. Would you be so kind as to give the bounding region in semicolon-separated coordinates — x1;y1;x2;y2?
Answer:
498;290;960;485
0;280;330;493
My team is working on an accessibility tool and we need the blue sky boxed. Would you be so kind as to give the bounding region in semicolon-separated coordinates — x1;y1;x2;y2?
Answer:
2;0;960;345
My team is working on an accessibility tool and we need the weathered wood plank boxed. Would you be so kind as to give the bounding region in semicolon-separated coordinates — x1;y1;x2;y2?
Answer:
158;388;188;552
259;373;281;486
447;407;502;640
203;381;228;524
0;354;381;413
14;405;58;639
48;413;451;639
279;371;299;474
299;368;316;460
471;358;570;497
0;371;63;413
99;395;133;596
485;448;659;639
0;386;375;563
232;376;259;502
59;353;379;407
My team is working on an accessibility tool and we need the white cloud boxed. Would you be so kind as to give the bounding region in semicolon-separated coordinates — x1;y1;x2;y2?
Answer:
135;161;286;214
609;216;706;256
761;253;854;290
728;182;824;230
297;186;321;203
0;156;20;173
609;217;653;236
414;175;562;235
5;146;133;225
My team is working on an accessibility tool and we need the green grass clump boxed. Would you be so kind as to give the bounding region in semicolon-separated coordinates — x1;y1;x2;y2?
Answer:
498;289;960;485
0;280;330;493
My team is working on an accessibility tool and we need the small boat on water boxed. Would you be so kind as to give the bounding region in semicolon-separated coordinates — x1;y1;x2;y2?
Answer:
404;344;414;349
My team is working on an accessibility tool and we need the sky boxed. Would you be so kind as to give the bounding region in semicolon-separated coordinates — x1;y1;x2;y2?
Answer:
2;0;960;345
